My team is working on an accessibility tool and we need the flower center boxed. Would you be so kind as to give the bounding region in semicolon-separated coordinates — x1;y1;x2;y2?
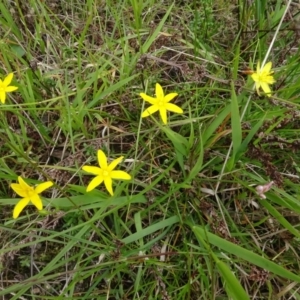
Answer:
102;170;109;177
260;73;267;79
158;100;164;107
25;187;36;198
259;70;273;82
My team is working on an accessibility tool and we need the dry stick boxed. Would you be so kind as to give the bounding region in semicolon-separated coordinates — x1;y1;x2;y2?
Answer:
214;0;293;237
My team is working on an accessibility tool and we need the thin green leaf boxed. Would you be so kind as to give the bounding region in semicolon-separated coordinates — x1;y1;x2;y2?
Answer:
191;223;250;300
231;81;242;157
162;126;189;157
187;135;203;182
236;114;266;158
0;3;21;39
192;226;300;282
216;259;250;300
88;74;138;108
260;199;300;238
141;3;174;53
202;103;231;146
121;216;180;244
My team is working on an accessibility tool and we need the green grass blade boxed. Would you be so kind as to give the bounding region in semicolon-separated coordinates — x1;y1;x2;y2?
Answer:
230;81;242;158
186;135;204;182
237;114;266;157
202;103;231;146
121;215;180;244
192;225;300;282
0;3;21;39
87;74;138;108
260;199;300;238
216;259;250;300
192;223;250;300
141;3;174;53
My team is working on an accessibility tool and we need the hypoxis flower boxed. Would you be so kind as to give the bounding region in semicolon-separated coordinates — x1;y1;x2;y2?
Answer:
11;176;53;219
251;62;275;97
0;73;18;104
140;83;183;124
82;150;131;195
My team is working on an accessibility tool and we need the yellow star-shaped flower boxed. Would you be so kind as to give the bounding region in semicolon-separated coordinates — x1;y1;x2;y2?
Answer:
11;176;53;219
140;83;183;124
251;62;275;97
82;150;131;195
0;73;18;104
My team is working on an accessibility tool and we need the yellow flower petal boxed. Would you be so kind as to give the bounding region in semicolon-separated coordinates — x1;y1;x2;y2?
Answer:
86;175;104;192
159;107;168;124
262;62;272;74
165;103;183;114
140;93;157;104
3;73;14;86
108;156;124;171
18;177;31;190
13;197;30;219
155;83;164;99
82;165;102;175
30;194;43;210
260;82;271;97
0;91;5;103
5;86;18;92
251;73;259;82
164;93;178;103
11;183;28;197
110;170;131;180
104;177;113;196
141;105;159;117
35;181;53;194
97;150;107;169
265;75;276;84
